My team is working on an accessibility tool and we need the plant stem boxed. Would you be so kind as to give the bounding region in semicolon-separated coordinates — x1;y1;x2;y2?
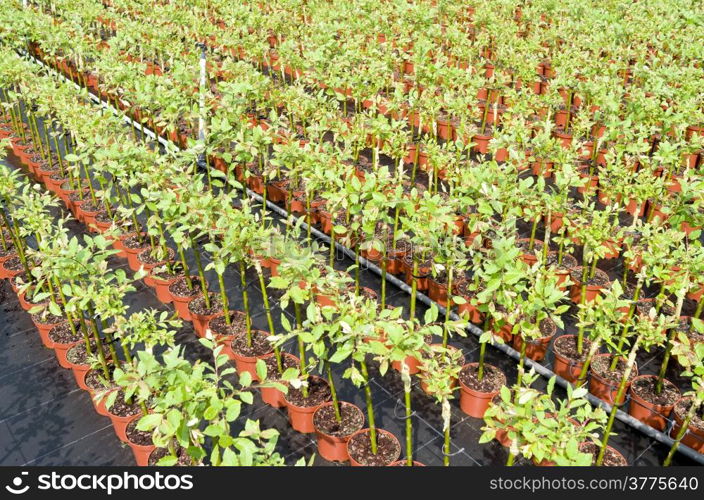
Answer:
359;359;377;454
238;260;252;346
663;400;699;466
597;335;641;465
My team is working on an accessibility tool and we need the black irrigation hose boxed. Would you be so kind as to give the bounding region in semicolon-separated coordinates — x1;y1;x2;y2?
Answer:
17;48;704;465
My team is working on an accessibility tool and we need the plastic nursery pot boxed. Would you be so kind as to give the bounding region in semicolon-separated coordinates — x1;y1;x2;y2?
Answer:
32;316;65;349
284;376;332;434
579;442;628;466
628;375;680;432
313;401;365;462
259;352;300;408
569;267;610;304
419;345;465;395
124;241;152;272
389;460;425;466
588;353;638;406
65;353;91;391
106;394;142;443
346;428;401;467
137;247;176;285
391;353;423;375
458;362;506;418
189;294;223;337
125;415;156;466
47;323;82;369
511;319;556;362
81;370;112;417
226;330;274;380
168;277;203;322
151;273;182;304
0;257;24;280
17;289;48;312
552;335;591;383
670;398;704;453
427;279;448;306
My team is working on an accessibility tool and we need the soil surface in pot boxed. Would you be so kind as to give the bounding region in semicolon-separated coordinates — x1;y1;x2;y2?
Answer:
188;293;223;316
286;377;331;408
631;377;679;406
208;312;246;336
3;256;23;271
314;403;364;437
137;249;171;265
48;321;83;344
123;235;150;250
262;353;298;380
347;430;401;466
126;418;153;446
169;277;203;297
570;267;609;286
152;268;183;281
347;285;377;300
79;201;102;213
546;253;577;270
673;399;704;430
579;442;627;466
31;311;64;326
459;363;506;393
0;245;15;258
553;335;592;363
230;329;272;357
107;390;143;418
66;340;104;365
516;239;544;252
95;211;114;224
591;355;637;384
148;447;191;466
85;367;117;391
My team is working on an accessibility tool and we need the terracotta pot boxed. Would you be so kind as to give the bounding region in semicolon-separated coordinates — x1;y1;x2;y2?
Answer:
589;354;637;405
628;375;679;431
552;335;586;383
347;428;401;466
284;376;331;433
314;402;364;462
670;398;704;453
259;352;299;407
458;362;505;418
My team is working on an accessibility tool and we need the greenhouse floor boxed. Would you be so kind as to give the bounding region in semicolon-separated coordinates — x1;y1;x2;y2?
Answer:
0;153;696;466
